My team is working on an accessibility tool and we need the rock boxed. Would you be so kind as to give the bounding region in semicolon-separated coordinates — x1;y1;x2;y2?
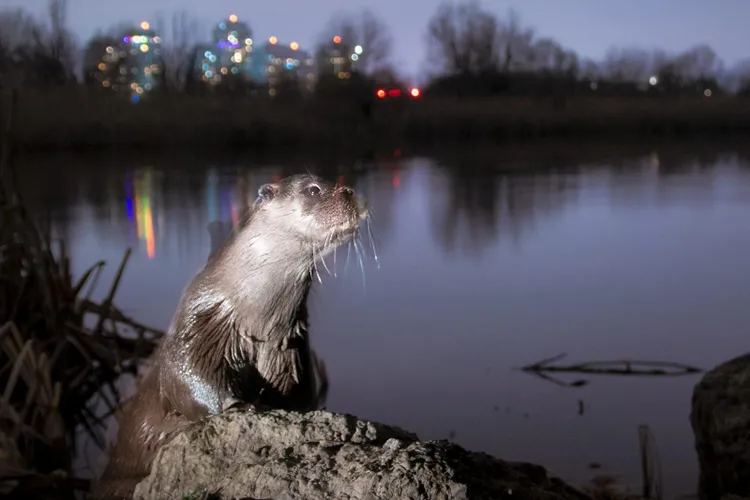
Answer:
691;353;750;500
134;408;592;500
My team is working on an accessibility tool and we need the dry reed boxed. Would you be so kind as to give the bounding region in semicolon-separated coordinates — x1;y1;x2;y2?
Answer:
0;90;164;498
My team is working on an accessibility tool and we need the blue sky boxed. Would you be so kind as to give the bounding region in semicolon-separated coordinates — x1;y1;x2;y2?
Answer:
7;0;750;78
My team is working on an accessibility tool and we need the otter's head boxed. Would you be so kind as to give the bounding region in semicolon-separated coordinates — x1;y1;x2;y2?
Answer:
252;174;368;252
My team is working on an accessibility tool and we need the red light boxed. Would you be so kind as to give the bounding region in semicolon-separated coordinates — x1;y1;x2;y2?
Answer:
333;36;341;44
388;89;401;97
410;87;421;98
376;88;386;98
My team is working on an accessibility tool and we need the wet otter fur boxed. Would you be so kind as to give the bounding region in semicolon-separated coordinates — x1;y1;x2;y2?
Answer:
92;174;369;499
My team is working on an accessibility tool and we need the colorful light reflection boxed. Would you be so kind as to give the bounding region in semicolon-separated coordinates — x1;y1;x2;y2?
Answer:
134;178;143;238
144;200;155;259
129;169;157;259
124;176;135;221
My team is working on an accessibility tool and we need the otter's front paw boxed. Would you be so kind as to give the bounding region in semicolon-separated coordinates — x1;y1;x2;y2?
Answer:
221;395;272;413
221;396;244;412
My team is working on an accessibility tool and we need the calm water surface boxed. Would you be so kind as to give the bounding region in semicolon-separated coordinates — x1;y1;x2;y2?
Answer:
20;148;750;496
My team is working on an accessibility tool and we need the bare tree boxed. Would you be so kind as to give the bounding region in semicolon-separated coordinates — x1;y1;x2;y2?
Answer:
600;43;723;89
671;44;721;81
528;37;555;72
0;8;45;87
82;34;127;90
601;47;652;83
46;0;78;78
496;8;536;72
0;8;35;51
154;10;200;91
0;0;77;87
727;57;750;94
527;37;577;75
578;58;601;81
425;2;542;76
318;9;393;77
425;0;502;75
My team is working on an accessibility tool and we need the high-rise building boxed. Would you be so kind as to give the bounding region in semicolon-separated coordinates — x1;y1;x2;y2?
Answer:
249;37;316;95
195;15;254;86
83;21;164;101
316;36;364;80
121;22;164;100
83;35;127;90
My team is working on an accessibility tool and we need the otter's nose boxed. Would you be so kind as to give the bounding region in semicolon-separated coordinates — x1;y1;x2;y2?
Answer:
341;186;355;197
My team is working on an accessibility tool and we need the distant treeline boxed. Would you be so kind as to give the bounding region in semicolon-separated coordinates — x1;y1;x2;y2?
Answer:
5;0;750;153
2;0;750;100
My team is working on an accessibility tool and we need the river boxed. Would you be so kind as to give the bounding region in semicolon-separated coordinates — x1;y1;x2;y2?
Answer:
18;142;750;497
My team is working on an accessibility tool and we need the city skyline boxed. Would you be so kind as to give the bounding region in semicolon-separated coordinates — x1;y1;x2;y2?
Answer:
6;0;750;80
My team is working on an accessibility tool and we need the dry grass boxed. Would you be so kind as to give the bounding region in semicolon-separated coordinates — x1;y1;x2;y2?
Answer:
9;87;750;152
581;424;665;500
0;90;164;498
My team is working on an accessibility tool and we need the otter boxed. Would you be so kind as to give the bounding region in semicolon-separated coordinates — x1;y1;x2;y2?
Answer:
92;174;369;499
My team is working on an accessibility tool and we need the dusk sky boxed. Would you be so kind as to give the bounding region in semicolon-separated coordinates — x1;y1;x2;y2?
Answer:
7;0;750;81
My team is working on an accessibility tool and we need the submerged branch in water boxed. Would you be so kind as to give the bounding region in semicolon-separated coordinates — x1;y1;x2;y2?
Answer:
518;353;702;388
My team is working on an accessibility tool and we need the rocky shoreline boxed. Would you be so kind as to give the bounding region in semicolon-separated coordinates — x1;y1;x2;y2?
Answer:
133;408;594;500
124;348;750;500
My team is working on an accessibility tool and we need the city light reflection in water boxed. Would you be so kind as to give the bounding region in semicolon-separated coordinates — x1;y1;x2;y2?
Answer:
125;167;248;260
130;168;156;259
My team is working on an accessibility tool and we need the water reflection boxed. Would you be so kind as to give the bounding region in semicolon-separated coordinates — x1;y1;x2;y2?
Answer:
133;169;155;258
429;164;581;256
15;143;750;497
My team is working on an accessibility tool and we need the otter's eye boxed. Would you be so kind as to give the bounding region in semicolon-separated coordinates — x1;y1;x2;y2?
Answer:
307;185;321;196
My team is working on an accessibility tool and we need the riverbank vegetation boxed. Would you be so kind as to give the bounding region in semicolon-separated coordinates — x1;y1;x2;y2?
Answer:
0;102;163;498
8;86;750;153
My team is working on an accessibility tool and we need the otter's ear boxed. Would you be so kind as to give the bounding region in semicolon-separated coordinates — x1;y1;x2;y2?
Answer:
257;183;278;202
